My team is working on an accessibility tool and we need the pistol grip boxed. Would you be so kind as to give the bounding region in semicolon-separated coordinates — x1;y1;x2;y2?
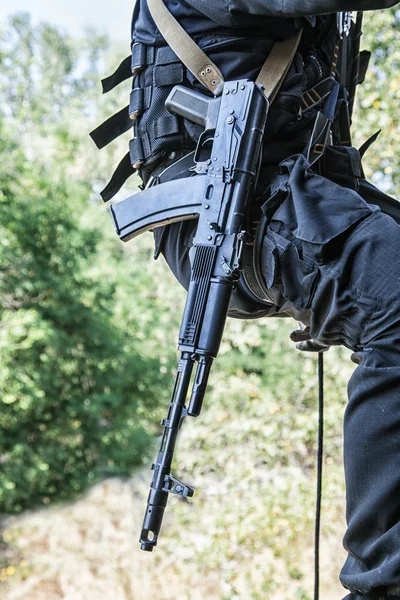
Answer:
166;85;220;130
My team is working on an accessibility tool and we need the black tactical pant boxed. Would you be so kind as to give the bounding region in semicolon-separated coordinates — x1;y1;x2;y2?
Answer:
157;151;400;599
258;154;400;599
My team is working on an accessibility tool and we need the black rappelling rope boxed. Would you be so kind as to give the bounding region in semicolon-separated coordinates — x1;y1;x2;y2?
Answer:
314;351;324;600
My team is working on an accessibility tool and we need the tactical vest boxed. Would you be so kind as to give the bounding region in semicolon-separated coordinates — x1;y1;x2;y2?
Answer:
90;1;399;318
91;1;349;200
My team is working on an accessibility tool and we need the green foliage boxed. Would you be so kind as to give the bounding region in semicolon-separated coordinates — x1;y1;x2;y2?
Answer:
352;7;400;196
0;16;171;512
0;12;135;200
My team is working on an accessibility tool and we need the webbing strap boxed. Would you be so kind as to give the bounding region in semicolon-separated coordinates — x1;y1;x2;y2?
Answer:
256;30;303;103
101;56;132;94
302;77;336;113
90;106;131;150
304;80;340;165
100;152;136;202
147;0;224;95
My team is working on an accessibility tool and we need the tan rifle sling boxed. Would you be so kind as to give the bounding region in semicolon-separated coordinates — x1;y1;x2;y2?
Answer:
147;0;302;100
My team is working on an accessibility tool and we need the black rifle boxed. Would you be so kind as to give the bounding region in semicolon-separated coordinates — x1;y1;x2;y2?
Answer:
110;79;269;551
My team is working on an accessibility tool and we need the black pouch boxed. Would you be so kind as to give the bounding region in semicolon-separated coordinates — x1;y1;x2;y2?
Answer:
320;145;362;192
263;154;374;247
258;153;379;311
259;225;320;310
320;144;400;225
133;45;192;168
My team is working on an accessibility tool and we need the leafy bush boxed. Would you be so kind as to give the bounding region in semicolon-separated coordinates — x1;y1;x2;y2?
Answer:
0;130;166;513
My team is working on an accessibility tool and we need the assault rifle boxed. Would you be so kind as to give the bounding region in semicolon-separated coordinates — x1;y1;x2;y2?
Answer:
110;79;269;551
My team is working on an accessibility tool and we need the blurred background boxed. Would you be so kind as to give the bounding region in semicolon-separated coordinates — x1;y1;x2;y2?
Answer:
0;3;399;599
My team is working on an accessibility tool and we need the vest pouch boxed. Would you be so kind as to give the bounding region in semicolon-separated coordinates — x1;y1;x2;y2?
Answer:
320;145;362;192
261;154;378;267
133;46;195;169
266;226;320;310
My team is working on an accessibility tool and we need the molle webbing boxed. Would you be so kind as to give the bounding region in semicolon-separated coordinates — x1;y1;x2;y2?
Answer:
90;46;182;150
90;106;132;150
101;56;132;93
90;44;187;201
100;153;135;203
147;0;225;95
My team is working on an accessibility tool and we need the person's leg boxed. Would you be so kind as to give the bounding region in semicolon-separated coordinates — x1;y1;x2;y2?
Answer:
314;191;400;598
258;154;400;599
341;330;400;598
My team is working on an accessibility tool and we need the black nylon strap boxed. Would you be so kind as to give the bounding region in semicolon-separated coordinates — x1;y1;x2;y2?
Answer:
100;152;136;202
304;81;340;164
154;63;184;87
357;50;371;85
302;77;336;113
144;86;152;110
154;115;180;139
347;12;363;117
306;112;332;165
155;44;180;66
90;106;132;150
359;129;381;158
337;98;352;146
101;56;132;94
